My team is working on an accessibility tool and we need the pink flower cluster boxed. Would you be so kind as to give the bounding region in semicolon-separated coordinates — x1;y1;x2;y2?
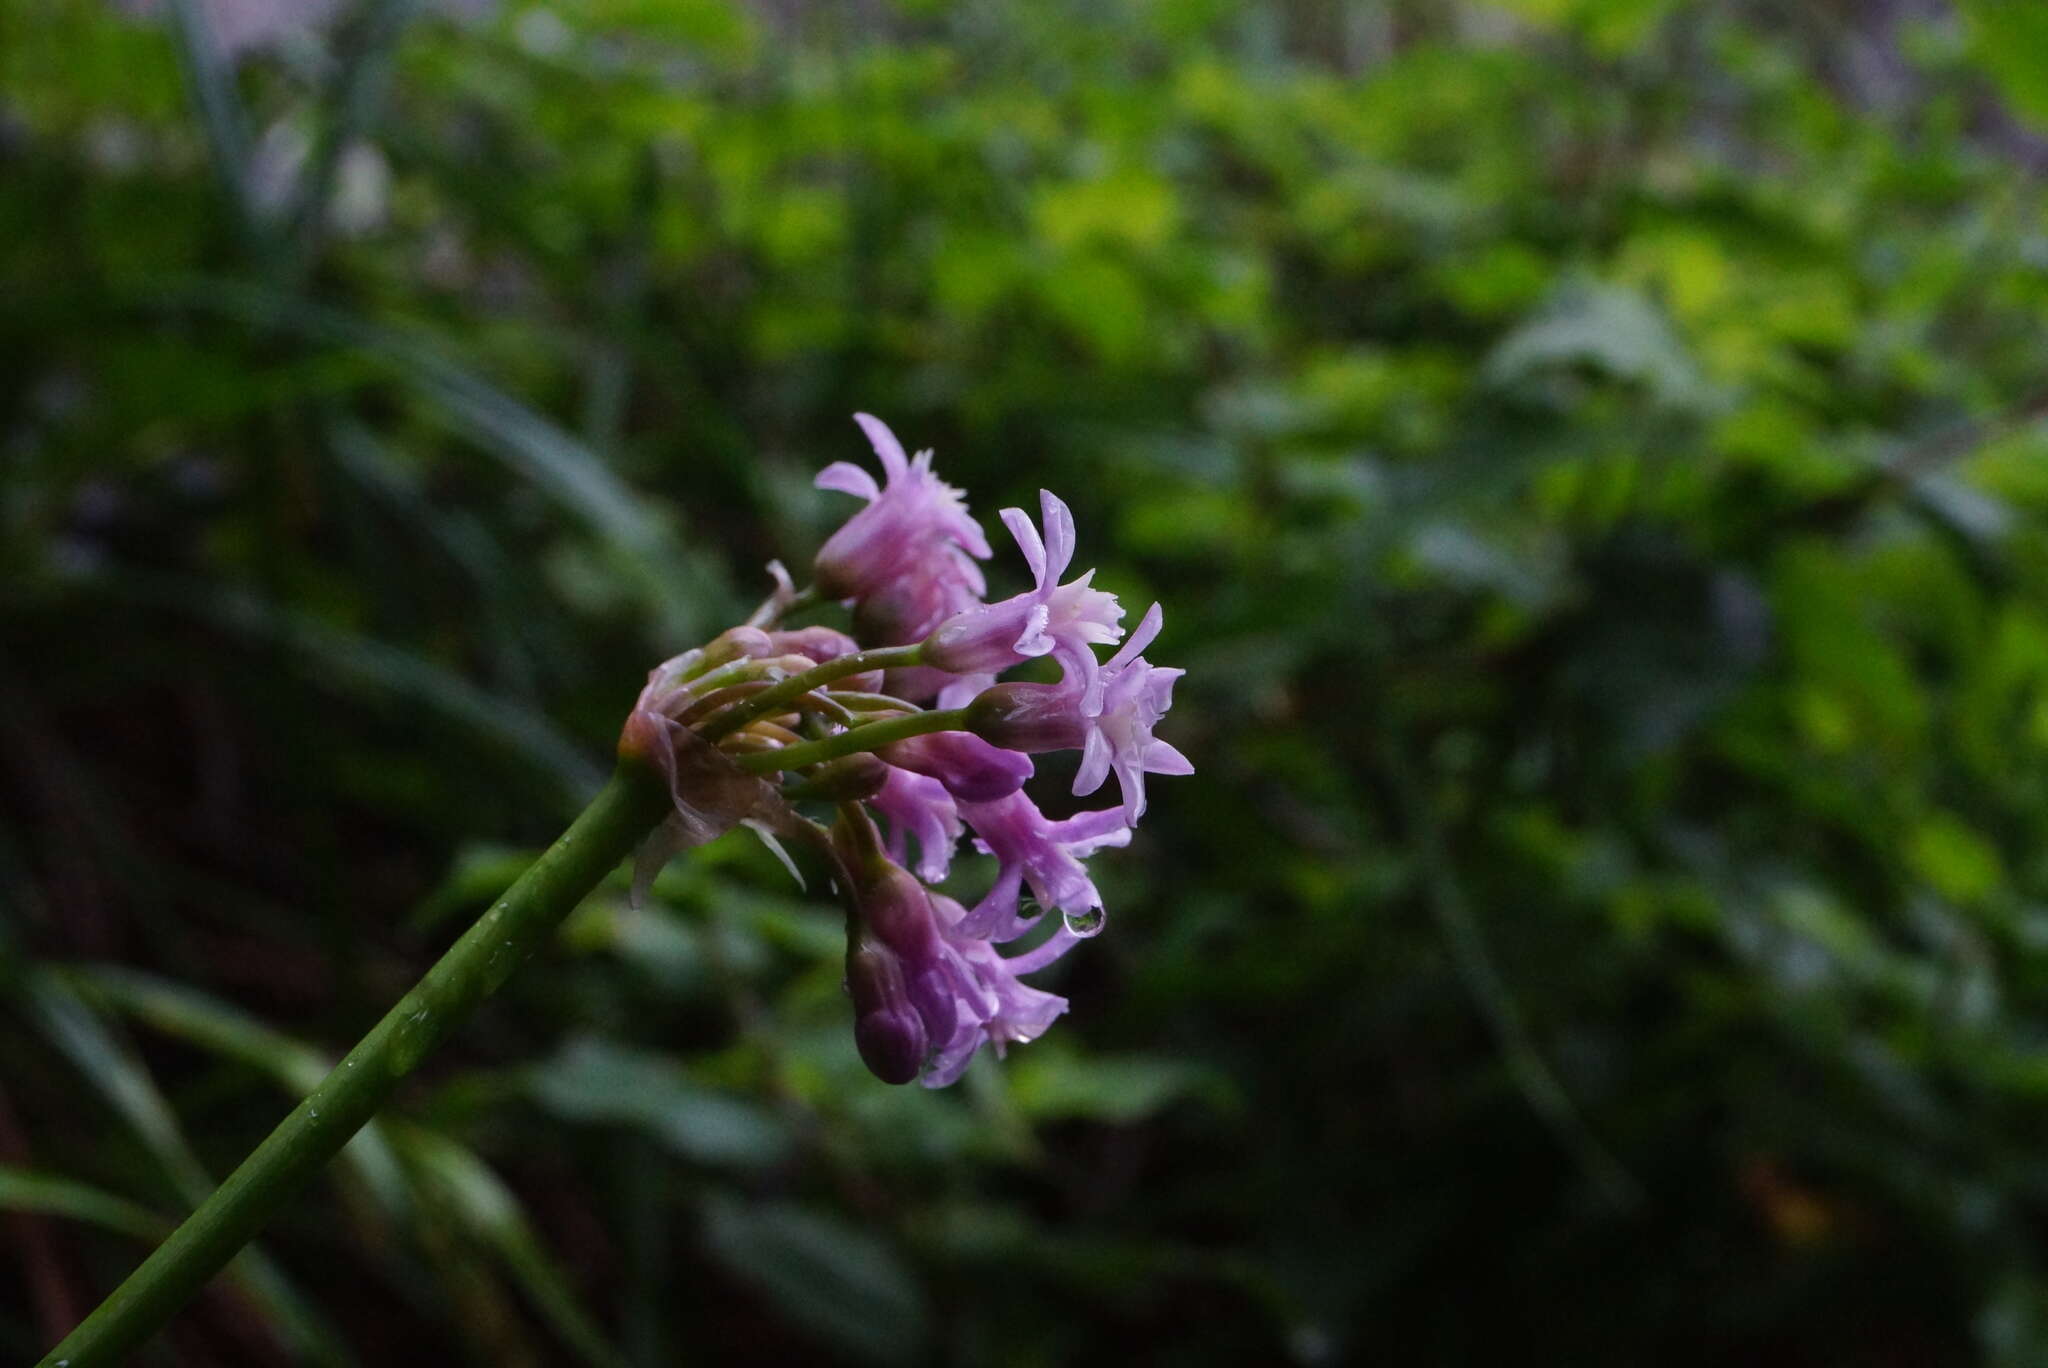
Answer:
630;414;1189;1087
819;415;1189;1086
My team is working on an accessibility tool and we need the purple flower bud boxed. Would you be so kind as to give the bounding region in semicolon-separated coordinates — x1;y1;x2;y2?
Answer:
858;860;941;954
964;681;1088;753
687;624;880;693
763;625;877;687
879;731;1033;804
840;850;959;1048
860;872;954;1040
847;943;927;1085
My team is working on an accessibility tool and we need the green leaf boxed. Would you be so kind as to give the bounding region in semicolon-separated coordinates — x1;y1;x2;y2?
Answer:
526;1036;793;1168
21;972;356;1368
0;1166;168;1242
1962;0;2048;129
396;1127;625;1368
108;573;602;799
160;281;715;642
1484;280;1714;414
699;1195;928;1365
64;964;410;1215
1006;1047;1225;1125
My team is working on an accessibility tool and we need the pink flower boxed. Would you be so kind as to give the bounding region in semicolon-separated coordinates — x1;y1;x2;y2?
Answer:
922;491;1125;707
814;414;990;644
966;603;1192;824
918;894;1070;1089
954;790;1130;941
870;766;962;883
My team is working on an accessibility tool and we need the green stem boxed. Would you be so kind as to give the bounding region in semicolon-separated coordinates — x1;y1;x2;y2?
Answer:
733;708;969;774
39;764;672;1368
696;644;924;742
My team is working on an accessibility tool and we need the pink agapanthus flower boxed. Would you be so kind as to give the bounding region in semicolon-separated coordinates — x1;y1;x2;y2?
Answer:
922;490;1125;706
814;414;990;643
954;790;1131;941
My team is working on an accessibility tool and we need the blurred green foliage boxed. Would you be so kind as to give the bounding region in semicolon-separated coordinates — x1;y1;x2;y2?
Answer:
10;0;2048;1362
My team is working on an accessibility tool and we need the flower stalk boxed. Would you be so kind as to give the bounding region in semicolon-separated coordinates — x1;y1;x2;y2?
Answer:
695;643;925;741
38;762;673;1368
732;708;969;774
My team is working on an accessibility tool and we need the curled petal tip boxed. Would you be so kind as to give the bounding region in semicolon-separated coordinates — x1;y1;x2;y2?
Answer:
851;411;910;478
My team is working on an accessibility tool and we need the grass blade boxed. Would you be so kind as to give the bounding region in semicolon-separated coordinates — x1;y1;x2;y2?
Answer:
21;972;357;1367
0;1167;169;1244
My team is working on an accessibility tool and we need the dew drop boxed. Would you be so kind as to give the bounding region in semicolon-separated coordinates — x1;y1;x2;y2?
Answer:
1063;906;1105;936
1016;894;1045;922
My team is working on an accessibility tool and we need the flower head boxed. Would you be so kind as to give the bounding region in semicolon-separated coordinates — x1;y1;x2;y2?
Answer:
631;412;1189;1089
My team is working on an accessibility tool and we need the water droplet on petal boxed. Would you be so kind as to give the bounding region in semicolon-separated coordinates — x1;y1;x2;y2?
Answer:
1017;894;1045;922
1063;906;1105;936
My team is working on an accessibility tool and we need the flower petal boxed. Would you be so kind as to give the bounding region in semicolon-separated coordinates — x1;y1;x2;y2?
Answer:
1105;601;1163;674
852;411;909;482
1144;738;1195;775
1000;505;1047;585
1003;924;1082;974
1073;725;1113;796
815;461;880;502
1012;601;1054;657
1038;489;1076;583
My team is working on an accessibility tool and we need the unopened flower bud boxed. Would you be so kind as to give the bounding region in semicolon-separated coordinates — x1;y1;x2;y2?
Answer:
702;626;773;668
847;943;927;1085
833;823;961;1049
766;626;882;692
879;731;1032;804
861;865;961;1048
963;681;1086;753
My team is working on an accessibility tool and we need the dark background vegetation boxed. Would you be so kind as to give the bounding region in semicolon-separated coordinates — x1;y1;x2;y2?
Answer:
10;0;2048;1362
